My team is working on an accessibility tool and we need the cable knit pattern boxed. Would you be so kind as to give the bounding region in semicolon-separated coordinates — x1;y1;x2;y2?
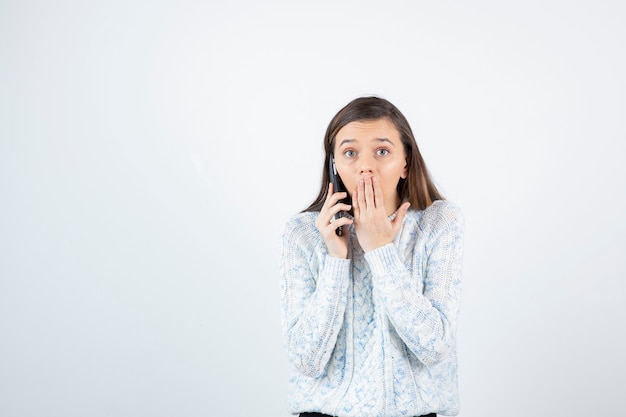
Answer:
280;200;464;417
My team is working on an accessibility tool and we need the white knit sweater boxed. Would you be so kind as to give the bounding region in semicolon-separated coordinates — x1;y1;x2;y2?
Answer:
280;200;464;417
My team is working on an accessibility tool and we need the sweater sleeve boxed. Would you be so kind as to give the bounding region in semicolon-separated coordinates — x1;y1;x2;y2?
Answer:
365;202;464;366
279;215;351;378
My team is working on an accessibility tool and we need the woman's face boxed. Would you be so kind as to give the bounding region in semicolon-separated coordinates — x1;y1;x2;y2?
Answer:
333;118;407;216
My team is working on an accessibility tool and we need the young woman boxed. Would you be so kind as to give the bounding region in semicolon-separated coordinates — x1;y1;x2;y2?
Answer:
280;97;464;417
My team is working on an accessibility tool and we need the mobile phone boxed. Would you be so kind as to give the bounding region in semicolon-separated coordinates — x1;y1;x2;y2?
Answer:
328;154;348;236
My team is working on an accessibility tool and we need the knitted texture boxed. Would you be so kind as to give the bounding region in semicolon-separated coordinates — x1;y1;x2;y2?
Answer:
280;200;464;417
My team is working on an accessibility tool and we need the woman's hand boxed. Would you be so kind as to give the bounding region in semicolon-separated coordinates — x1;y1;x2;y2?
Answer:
315;182;353;259
353;175;410;253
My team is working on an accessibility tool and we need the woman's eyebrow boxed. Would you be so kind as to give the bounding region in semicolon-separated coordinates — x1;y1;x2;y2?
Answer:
339;138;395;146
373;138;395;146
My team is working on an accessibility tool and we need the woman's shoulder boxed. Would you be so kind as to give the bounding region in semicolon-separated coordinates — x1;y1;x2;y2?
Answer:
283;210;318;229
426;199;463;219
413;199;464;230
281;211;322;246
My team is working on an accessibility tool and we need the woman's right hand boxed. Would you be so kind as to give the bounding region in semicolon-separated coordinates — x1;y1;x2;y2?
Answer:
315;183;353;259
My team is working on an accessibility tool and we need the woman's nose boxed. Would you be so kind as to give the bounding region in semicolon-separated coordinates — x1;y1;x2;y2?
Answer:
359;157;374;175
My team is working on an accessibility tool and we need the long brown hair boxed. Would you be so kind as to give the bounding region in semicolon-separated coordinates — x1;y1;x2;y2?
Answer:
303;96;443;212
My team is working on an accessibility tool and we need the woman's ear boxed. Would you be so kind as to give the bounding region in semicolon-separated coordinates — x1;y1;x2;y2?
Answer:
401;160;408;179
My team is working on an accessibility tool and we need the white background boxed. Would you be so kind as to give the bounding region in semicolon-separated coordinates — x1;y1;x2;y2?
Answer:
1;1;625;416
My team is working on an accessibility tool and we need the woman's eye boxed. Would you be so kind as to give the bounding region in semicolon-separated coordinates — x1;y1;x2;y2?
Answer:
376;148;389;156
344;150;356;158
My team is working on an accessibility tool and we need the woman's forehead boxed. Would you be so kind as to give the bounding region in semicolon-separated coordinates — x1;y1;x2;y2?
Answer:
336;118;400;141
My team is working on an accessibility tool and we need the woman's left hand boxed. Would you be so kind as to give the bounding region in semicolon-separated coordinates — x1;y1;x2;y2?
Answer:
352;175;411;253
